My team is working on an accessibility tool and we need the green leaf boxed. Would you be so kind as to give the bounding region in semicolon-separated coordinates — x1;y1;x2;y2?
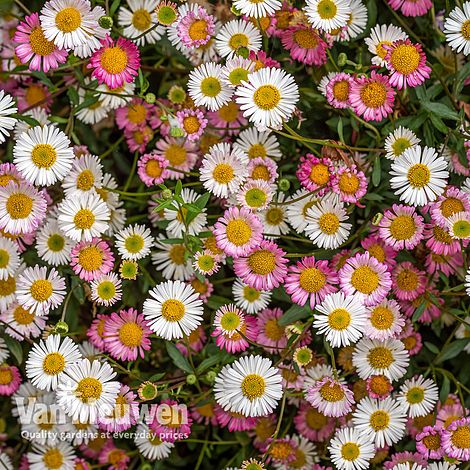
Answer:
436;339;469;364
337;117;344;142
194;192;210;210
11;113;40;127
412;302;426;322
428;113;448;134
31;71;54;88
421;101;459;121
109;0;121;16
48;116;69;124
424;341;440;354
196;351;231;373
4;336;23;365
439;375;450;404
175;180;183;196
279;304;310;326
372;156;381;187
67;88;79;106
415;86;427;102
206;295;232;310
165;341;193;374
73;96;99;114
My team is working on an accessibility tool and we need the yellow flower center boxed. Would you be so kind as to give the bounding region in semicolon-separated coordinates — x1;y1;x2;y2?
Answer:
461;20;470;40
182;116;200;135
317;0;337;19
6;193;33;219
366;243;385;263
390;44;420;75
169;244;186;264
389;215;416;240
76;169;95;191
441;197;465;218
43;448;64;470
31;144;57;169
43;352;65;375
245;188;267;208
188;19;209;41
243;285;261;302
433;225;453;244
29;27;56;56
368;346;394;369
396;268;418;291
370;306;394;330
319;382;345;401
241;373;266;400
266;207;284;225
97;280;116;300
13;305;35;325
360;81;387;109
218;102;239;123
76;377;103;402
350;265;380;294
37;411;55;431
310;163;330;185
200;77;221;97
127;104;147;124
293;29;318;48
55;7;81;33
0;249;9;269
368;375;391;395
407;163;430;188
332;80;350;102
78;246;103;272
25;84;46;106
423;433;441;450
299;267;326;292
338;173;360;194
225;219;252;246
376;40;392;59
220;310;241;331
100;46;128;75
251;164;270;181
0;276;15;296
229;33;249;50
453;219;470;239
74;209;95;230
318;212;340;234
370;410;390;431
228;67;249;86
119;322;143;347
269;441;295;461
306;407;328;429
264;318;285;340
328;308;351;330
165;144;187;166
161;299;185;322
248;249;276;275
406;386;425;404
30;279;53;302
0;367;13;385
212;163;234;184
125;234;144;254
248;143;267;159
341;443;360;461
253;85;281;110
451;425;470;449
132;9;151;31
0;174;18;187
391;137;411;157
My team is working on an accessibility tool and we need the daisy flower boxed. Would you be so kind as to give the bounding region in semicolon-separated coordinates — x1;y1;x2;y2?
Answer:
285;189;319;233
365;24;408;66
333;165;368;204
397;376;439;418
200;142;248;198
324;72;353;108
216;19;262;59
236;67;299;131
72;4;109;58
349;71;396;122
366;374;393;400
176;6;215;48
305;0;351;32
0;236;20;280
16;265;66;316
234;127;282;160
392;261;426;301
430;187;470;228
306;376;354;417
233;0;282;18
365;300;405;340
39;0;98;49
13;12;68;72
187;62;232;111
88;35;140;89
62;153;104;196
70;237;114;281
208;102;247;135
192;250;220;277
416;426;445;460
390;145;449;207
255;307;288;353
155;136;198;180
233;279;271;314
361;234;398;268
152;236;194;281
352;337;410;381
313;292;367;347
1;302;46;340
384;127;421;160
143;280;204;340
56;358;120;423
285;256;338;309
57;192;110;242
90;272;122;306
328;426;376;470
148;398;193;442
221;57;256;88
35;219;74;266
233;239;288;291
441;416;470;460
0;364;22;395
134;424;175;460
281;25;328;67
237;179;273;212
27;442;76;470
247;157;278;184
25;334;82;391
176;108;207;142
296;154;335;194
99;384;139;432
342;0;368;40
444;3;470;56
214;354;283;417
304;197;352;249
389;0;432;16
115;224;153;260
445;211;470;240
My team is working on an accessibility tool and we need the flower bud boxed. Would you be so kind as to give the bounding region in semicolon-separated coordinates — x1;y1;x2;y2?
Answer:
278;178;291;192
161;188;173;200
54;321;69;334
337;52;347;67
186;374;197;385
145;92;156;104
98;15;113;29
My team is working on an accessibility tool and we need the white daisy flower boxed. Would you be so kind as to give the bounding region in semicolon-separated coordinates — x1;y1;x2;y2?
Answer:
428;463;458;470
40;0;98;50
444;2;470;56
305;0;351;32
236;67;299;131
0;90;17;144
214;354;283;417
396;375;439;418
352;396;407;447
143;280;204;340
285;189;319;233
313;292;367;348
234;127;282;160
62;153;103;196
75;89;111;125
0;236;20;280
115;224;154;260
27;441;76;470
390;145;449;207
232;279;271;314
134;424;175;460
57;191;110;242
97;81;136;110
215;19;262;59
221;57;256;88
236;179;274;212
0;268;23;313
1;302;47;341
465;268;470;297
118;0;165;46
152;236;194;281
11;381;49;417
0;453;13;470
25;335;82;391
364;300;405;341
364;24;408;67
72;5;109;58
384;126;420;160
342;0;368;40
445;211;470;240
328;426;376;470
304;196;352;249
352;337;410;381
200;142;248;198
36;219;74;266
187;62;233;111
90;272;122;306
16;265;66;316
78;340;103;362
260;195;290;239
13;108;50;140
233;0;282;18
0;337;10;362
56;358;120;423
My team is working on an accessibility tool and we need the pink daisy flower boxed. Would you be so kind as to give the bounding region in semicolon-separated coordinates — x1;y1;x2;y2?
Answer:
296;154;335;194
441;417;470;461
383;451;428;470
211;304;258;353
207;102;247;136
191;401;218;426
436;403;467;430
262;437;297;465
98;384;140;432
430;186;470;228
0;364;21;395
88;35;140;89
175;324;207;356
87;313;109;351
214;404;257;431
237;179;273;212
306;376;354;417
137;153;169;187
388;0;432;17
13;13;68;73
361;234;398;269
350;71;396;122
384;39;431;89
325;72;353;109
115;98;156;131
338;252;392;306
247;157;278;184
424;223;461;255
281;25;328;66
399;322;423;356
155;136;198;180
425;250;464;276
124;125;154;153
176;6;215;48
14;79;53;112
233;239;288;291
256;307;288;353
176;108;208;142
332;164;368;203
366;375;394;400
392;261;426;301
98;441;130;470
70;237;114;281
416;425;445;459
378;204;425;250
284;256;338;309
294;401;336;442
103;308;152;361
365;299;405;340
149;399;193;442
248;50;280;70
214;206;264;257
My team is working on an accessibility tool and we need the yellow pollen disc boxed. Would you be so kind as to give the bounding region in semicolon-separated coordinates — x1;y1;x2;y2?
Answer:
29;27;55;56
367;243;385;263
441;197;465;218
389;215;416;240
251;164;270;181
118;322;143;347
55;7;81;33
212;163;234;184
451;426;470;449
299;267;326;292
350;265;380;294
204;234;223;255
31;144;57;169
370;410;390;431
391;137;411;157
453;219;470;238
145;159;162;178
317;0;337;19
169;244;186;264
390;44;420;75
253;85;281;111
245;188;267;208
328;308;351;330
42;448;64;469
370;306;394;330
293;29;318;48
100;46;128;75
165;144;187;166
220;310;241;331
266;207;283;225
30;279;53;302
200;77;221;97
76;377;103;402
423;434;441;450
0;249;9;269
407;163;430;188
13;305;35;325
248;144;267;159
191;277;208;294
43;352;65;375
25;84;46;106
0;276;16;296
0;174;18;187
319;382;345;402
6;193;33;219
360;81;387;109
341;442;360;461
183;116;201;135
396;269;418;291
73;209;95;230
264;318;285;340
229;33;249;50
309;163;330;185
241;373;266;400
225;219;252;246
243;285;260;302
368;375;391;395
161;299;185;322
338;173;359;194
79;246;103;272
248;249;276;275
188;19;209;41
124;234;144;254
0;367;13;385
132;9;151;31
462;20;470;40
318;212;340;235
368;346;394;369
333;81;350;102
218;102;239;123
127;104;147;124
97;280;116;300
376;40;392;59
406;386;425;404
270;441;295;460
306;408;328;429
433;225;453;244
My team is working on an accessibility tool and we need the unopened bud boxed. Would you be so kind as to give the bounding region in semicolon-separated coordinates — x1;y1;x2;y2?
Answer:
161;188;173;200
54;321;69;334
170;127;184;138
337;52;347;67
186;374;197;385
205;371;217;383
278;178;291;192
98;15;113;29
145;92;156;104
